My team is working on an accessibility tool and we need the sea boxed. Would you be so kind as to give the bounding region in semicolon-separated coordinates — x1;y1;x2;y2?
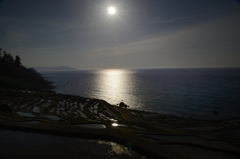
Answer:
42;68;240;120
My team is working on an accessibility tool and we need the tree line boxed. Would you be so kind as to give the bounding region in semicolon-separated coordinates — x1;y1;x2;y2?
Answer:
0;48;54;92
0;48;21;67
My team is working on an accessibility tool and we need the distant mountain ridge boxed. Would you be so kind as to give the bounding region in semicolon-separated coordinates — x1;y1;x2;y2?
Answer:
34;66;78;72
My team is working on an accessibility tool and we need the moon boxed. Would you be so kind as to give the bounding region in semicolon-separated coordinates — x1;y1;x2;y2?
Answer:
108;7;116;15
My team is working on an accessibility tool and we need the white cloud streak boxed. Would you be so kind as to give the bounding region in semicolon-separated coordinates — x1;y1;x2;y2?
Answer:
150;15;199;24
91;16;240;68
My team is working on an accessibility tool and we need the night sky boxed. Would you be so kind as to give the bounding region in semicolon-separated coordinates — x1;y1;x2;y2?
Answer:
0;0;240;69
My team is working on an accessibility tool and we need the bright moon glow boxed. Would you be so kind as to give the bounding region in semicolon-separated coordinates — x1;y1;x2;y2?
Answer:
108;7;116;15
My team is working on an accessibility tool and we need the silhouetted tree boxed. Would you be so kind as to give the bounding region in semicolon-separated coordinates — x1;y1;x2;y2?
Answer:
0;48;2;58
8;53;14;63
2;51;7;60
0;48;54;92
14;55;21;66
2;51;14;63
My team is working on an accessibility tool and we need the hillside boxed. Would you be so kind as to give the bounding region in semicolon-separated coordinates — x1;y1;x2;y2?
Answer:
0;48;54;92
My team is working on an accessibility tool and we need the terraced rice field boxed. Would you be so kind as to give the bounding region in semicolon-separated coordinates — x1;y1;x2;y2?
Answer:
0;90;122;124
1;90;240;159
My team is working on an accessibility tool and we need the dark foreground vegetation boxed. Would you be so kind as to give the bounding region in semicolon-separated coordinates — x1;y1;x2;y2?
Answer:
0;48;54;92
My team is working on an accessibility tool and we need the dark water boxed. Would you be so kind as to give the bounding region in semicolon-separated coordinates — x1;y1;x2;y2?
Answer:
43;68;240;119
0;129;146;159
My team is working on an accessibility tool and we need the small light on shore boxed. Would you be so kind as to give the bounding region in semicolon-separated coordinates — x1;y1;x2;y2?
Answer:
112;123;118;127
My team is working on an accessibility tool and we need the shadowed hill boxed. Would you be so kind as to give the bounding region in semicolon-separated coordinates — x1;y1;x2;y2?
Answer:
0;48;54;92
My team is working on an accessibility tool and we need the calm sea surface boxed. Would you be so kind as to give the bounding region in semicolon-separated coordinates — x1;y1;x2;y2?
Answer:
42;68;240;119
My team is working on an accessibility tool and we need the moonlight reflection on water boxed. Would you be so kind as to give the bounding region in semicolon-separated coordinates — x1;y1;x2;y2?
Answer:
91;69;139;107
46;68;240;119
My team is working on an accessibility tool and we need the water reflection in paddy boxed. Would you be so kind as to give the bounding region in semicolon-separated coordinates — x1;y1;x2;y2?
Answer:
75;124;106;129
41;114;61;121
16;112;35;117
112;123;128;128
0;129;147;159
23;121;41;123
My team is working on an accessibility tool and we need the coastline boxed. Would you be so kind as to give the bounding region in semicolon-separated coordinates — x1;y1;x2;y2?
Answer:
46;68;240;120
0;90;240;159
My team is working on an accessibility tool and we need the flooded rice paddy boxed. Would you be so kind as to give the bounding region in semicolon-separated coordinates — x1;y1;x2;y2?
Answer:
0;91;121;125
0;129;147;159
75;124;106;129
1;90;240;159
